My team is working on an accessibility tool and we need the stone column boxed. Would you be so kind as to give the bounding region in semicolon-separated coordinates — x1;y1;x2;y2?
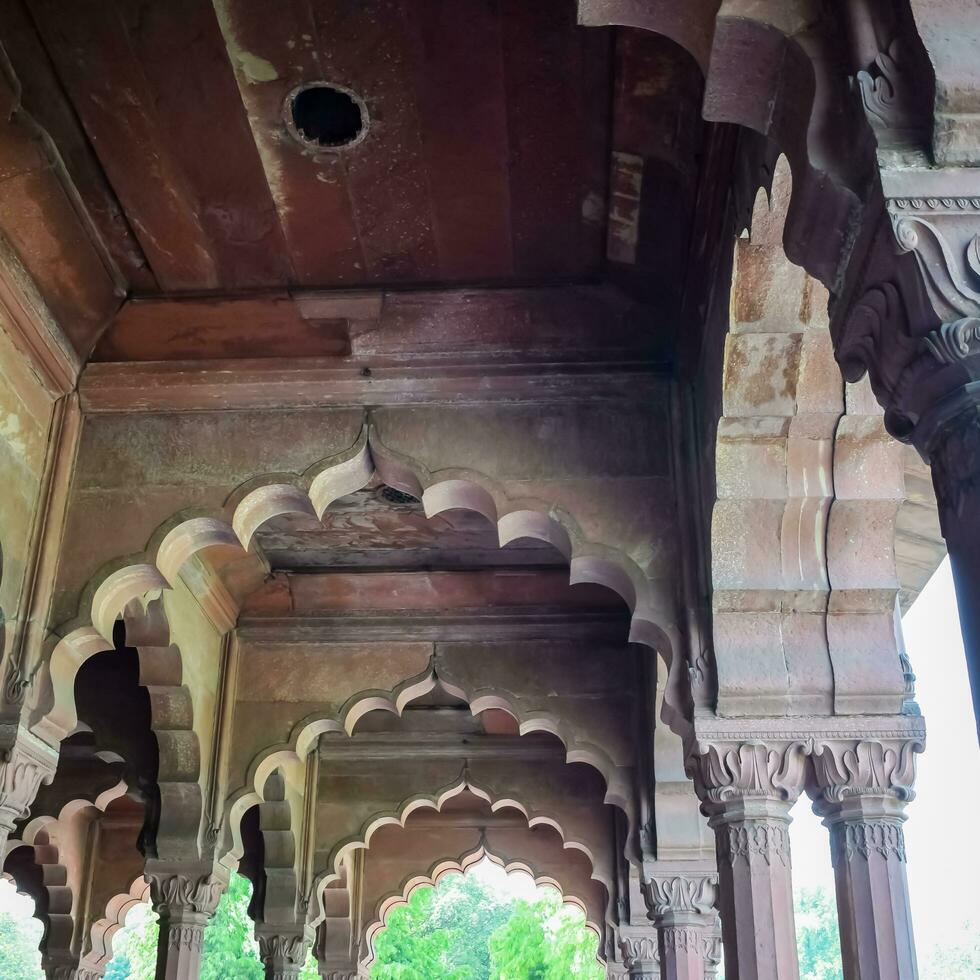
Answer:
146;864;226;980
703;922;723;979
689;738;809;980
619;927;660;979
642;868;719;980
0;725;57;852
923;397;980;739
810;735;924;980
257;929;312;980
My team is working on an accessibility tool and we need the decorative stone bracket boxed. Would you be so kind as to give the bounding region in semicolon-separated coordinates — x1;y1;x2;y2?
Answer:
0;723;57;846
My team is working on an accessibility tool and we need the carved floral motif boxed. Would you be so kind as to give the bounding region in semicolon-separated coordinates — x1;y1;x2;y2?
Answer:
661;926;706;953
0;729;58;835
258;932;309;966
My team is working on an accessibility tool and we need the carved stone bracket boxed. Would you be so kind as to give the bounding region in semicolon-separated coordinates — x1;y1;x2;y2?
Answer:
687;739;811;809
0;724;58;842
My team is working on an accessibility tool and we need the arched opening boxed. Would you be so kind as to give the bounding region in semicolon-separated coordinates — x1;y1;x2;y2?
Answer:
369;854;603;980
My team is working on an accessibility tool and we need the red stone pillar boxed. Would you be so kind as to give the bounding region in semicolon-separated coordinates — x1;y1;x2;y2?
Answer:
811;735;924;980
619;928;660;979
146;864;226;980
690;739;809;980
642;867;719;980
923;398;980;742
257;929;312;980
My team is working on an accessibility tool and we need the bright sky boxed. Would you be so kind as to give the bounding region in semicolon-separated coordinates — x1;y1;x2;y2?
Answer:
789;556;979;962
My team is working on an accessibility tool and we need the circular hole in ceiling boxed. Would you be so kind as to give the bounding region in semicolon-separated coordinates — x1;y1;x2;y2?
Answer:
286;83;366;149
380;486;420;506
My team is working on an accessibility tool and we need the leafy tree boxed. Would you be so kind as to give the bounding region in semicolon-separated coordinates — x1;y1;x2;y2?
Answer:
371;871;602;980
489;892;603;980
920;922;980;980
105;872;318;979
0;902;44;980
795;887;842;980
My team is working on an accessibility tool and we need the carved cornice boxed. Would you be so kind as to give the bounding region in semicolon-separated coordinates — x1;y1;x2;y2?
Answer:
642;872;717;917
810;737;923;806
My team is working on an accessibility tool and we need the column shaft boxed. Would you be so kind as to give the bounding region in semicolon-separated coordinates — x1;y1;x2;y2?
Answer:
147;865;225;980
811;736;923;980
658;920;709;980
154;908;208;980
710;800;800;980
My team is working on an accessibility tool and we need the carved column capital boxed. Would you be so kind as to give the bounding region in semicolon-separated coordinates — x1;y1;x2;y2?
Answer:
687;738;811;811
810;735;924;808
642;869;718;918
0;724;58;838
618;931;659;978
257;928;312;978
146;864;227;918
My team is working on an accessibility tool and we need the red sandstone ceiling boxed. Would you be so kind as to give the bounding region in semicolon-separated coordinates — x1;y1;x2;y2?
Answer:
1;0;711;361
17;0;611;292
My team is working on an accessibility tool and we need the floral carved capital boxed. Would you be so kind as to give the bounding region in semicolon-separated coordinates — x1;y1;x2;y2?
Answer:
642;871;718;918
0;727;58;833
619;934;659;967
258;931;309;967
147;869;226;918
810;737;923;806
688;739;810;806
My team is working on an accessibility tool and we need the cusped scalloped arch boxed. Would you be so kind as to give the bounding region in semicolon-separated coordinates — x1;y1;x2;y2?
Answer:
361;845;605;972
306;774;612;931
36;426;687;761
222;669;636;872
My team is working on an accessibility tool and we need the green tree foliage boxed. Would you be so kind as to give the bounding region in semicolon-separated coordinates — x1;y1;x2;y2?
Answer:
489;893;604;980
371;871;603;980
105;872;318;979
795;886;843;980
0;900;43;980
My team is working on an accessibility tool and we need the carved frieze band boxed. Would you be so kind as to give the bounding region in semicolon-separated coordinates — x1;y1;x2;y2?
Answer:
166;923;206;954
830;820;908;867
719;822;791;868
